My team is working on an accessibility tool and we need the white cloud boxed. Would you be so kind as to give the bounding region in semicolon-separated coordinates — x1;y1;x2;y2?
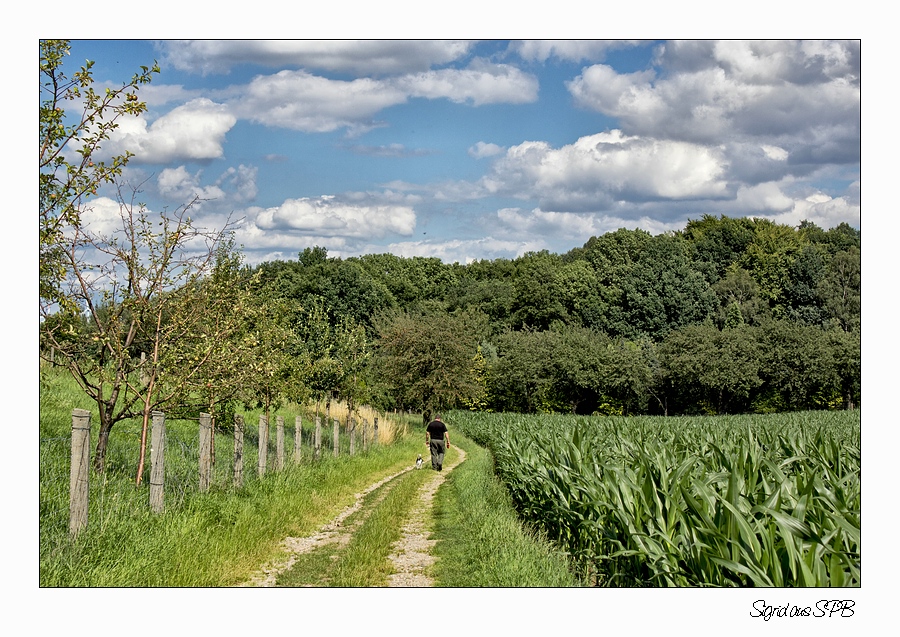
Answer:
511;40;640;63
398;60;539;105
765;191;860;229
105;98;236;164
75;196;123;238
566;41;860;164
159;40;475;75
156;164;257;206
157;166;226;202
493;207;686;243
231;71;406;133
217;165;259;203
383;237;544;264
761;145;789;161
729;182;795;213
468;141;505;158
250;196;417;239
229;62;537;133
482;130;730;211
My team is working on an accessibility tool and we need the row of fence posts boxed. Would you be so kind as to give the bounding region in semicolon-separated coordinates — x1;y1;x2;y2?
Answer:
68;408;380;538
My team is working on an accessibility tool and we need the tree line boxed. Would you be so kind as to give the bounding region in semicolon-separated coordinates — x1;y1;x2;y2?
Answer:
252;215;860;418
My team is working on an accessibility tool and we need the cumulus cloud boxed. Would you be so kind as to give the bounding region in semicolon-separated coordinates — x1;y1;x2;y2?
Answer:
764;191;860;229
230;70;405;133
76;196;124;238
229;62;538;133
383;237;545;264
567;40;860;168
156;164;258;205
159;40;475;75
469;141;505;158
510;40;640;63
493;207;686;243
157;166;226;202
105;98;236;164
481;130;730;211
398;59;539;105
251;196;416;239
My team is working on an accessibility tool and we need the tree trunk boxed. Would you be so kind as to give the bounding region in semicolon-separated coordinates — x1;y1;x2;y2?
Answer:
93;418;113;473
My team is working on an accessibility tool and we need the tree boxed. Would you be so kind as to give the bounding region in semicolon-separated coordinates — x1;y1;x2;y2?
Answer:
756;321;841;412
711;265;767;328
40;40;158;311
40;182;240;475
738;219;806;318
659;324;763;414
600;233;716;339
510;251;568;330
818;247;861;331
373;309;488;419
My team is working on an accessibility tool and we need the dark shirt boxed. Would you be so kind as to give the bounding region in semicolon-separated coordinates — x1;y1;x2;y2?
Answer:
426;420;447;440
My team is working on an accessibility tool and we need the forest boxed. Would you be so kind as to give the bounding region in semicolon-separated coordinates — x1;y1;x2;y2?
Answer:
249;214;861;418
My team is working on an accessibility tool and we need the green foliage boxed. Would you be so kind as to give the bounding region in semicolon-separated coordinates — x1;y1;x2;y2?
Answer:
372;308;489;415
40;39;159;310
452;410;860;587
431;433;582;586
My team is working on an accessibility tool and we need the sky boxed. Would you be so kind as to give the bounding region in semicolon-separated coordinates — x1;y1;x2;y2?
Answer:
60;39;860;266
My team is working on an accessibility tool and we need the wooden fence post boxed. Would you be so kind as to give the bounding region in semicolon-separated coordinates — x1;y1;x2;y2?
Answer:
199;413;212;492
233;414;245;488
349;416;356;456
149;410;166;514
362;418;368;452
333;418;339;457
374;416;379;446
69;408;91;537
294;415;302;463
275;415;285;471
258;414;268;477
314;416;322;459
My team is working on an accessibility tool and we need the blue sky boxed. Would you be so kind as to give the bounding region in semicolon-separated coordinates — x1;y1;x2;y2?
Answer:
59;39;860;266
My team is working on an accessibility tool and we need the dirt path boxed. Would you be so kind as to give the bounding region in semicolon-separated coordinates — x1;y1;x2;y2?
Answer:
387;446;466;587
238;446;466;587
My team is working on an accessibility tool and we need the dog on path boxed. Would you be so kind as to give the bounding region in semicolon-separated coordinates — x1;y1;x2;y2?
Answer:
415;454;424;469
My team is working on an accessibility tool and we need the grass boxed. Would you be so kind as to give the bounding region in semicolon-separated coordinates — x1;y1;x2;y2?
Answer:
430;432;583;587
39;365;424;586
277;468;430;586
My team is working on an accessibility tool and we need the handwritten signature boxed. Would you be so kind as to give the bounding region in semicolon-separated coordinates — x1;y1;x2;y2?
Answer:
750;600;855;621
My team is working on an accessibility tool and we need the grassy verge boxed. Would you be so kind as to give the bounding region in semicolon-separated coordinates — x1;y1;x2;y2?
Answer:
430;432;583;587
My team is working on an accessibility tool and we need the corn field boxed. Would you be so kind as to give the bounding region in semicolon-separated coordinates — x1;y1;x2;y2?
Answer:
451;410;860;587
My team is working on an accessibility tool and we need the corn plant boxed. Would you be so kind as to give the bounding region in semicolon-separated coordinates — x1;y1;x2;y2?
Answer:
451;410;860;587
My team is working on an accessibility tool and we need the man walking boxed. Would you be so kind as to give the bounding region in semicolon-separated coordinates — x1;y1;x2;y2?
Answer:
425;414;450;471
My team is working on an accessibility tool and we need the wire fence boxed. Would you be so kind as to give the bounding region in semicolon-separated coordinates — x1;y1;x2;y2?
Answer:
40;407;405;538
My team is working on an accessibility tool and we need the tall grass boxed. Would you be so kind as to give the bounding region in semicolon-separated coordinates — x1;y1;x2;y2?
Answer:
449;409;860;587
39;365;421;586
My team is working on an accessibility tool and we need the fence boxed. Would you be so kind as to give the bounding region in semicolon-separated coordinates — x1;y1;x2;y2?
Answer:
61;406;390;538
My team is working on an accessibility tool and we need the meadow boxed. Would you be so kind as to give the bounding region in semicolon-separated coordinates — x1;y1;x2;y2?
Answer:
449;409;861;587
